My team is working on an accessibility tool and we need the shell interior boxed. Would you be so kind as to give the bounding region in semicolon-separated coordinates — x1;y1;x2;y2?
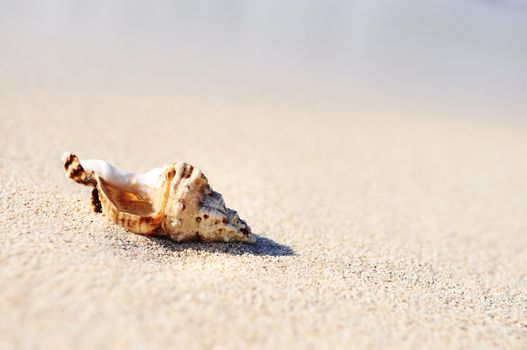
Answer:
98;178;156;215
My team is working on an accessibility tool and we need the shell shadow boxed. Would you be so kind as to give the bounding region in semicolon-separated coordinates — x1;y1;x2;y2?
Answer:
147;234;295;257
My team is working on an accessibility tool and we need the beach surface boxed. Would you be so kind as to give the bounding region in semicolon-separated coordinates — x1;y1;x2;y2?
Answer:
1;1;527;349
1;90;526;349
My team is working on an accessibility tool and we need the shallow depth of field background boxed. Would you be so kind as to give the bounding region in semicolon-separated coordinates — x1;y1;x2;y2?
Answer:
1;0;526;121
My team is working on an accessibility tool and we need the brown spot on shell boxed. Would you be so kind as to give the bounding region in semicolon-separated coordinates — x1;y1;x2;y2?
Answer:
63;154;74;170
140;216;155;224
166;168;176;180
195;217;202;223
204;214;209;219
184;165;194;178
69;166;83;179
222;218;228;224
91;188;102;213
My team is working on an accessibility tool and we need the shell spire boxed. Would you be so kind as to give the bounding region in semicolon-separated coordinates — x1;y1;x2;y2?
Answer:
62;152;254;243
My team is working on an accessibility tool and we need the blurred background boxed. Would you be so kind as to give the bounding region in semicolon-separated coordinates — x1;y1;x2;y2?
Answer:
1;0;526;121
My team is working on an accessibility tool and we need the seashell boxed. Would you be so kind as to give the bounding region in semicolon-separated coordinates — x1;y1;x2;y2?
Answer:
61;152;254;243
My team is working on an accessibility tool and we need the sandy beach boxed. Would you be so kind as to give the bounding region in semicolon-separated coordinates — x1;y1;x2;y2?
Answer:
2;90;526;349
1;1;527;349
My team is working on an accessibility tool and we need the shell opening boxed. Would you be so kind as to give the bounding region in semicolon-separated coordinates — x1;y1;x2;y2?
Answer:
98;178;156;216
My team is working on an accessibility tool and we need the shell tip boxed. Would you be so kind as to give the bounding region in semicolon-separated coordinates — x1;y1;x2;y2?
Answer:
61;151;72;163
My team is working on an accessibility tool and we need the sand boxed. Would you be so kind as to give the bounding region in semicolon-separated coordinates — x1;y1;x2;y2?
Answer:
1;86;526;349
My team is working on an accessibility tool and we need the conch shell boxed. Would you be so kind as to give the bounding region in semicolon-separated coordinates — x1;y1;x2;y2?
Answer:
62;152;254;243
